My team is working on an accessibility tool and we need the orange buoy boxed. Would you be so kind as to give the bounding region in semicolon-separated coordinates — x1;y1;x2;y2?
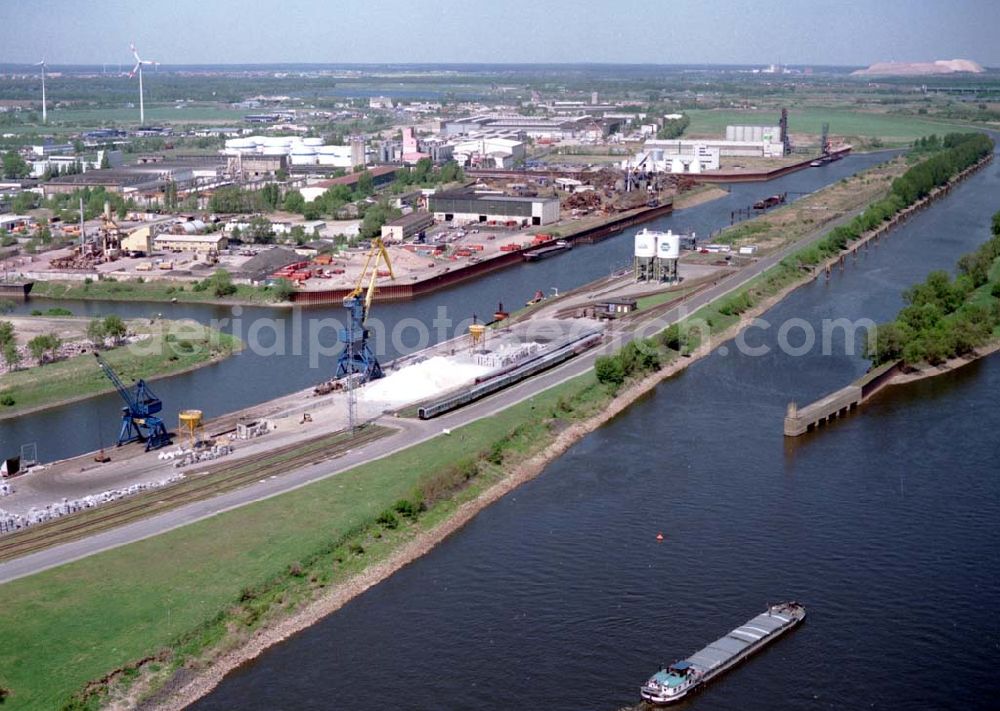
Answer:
656;532;664;542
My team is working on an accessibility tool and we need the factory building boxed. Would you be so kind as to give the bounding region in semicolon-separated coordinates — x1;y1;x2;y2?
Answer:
450;136;526;169
153;233;228;253
0;214;35;232
726;125;782;144
627;142;721;174
429;190;560;226
227;154;288;178
380;211;434;242
299;166;401;202
442;115;613;141
121;225;154;255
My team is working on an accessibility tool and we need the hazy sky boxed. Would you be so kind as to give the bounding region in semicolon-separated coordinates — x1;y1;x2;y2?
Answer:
1;0;998;67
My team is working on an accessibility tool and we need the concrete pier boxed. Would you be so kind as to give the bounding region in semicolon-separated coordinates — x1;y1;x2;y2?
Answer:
784;386;862;436
784;361;900;436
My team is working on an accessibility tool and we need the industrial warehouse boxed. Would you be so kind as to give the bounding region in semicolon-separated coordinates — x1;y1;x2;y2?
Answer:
428;190;561;226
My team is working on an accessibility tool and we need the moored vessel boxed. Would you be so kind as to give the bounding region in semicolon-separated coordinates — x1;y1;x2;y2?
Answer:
640;601;805;705
523;240;572;262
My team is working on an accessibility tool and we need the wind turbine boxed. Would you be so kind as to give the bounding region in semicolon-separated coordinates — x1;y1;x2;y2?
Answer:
128;42;158;125
35;59;47;123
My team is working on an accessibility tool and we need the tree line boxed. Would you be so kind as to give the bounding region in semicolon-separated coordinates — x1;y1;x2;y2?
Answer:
866;209;1000;367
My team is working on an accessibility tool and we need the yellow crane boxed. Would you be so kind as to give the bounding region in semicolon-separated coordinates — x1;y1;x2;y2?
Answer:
336;237;395;381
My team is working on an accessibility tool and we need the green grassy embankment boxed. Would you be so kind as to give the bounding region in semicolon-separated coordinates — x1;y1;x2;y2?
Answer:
0;373;610;710
0;321;241;418
30;279;289;306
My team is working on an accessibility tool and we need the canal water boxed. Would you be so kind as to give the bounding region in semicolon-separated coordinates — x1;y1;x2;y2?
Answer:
191;148;1000;711
1;152;893;461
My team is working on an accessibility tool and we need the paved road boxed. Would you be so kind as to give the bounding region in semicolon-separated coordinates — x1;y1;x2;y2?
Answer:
0;206;866;585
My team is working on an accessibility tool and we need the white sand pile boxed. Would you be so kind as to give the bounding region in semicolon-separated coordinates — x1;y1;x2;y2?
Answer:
362;356;492;405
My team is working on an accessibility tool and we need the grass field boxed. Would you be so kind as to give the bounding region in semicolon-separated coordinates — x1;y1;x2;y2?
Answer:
0;372;608;710
685;108;975;145
2;104;248;134
0;321;240;418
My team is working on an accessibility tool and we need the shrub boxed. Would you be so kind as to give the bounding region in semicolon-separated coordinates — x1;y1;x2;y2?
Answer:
393;498;423;519
1;394;14;406
376;510;399;529
594;355;625;386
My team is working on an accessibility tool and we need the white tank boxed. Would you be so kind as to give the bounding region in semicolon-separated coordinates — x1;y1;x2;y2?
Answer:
260;146;288;156
317;154;347;166
302;137;323;147
634;229;657;258
317;145;346;155
656;230;680;259
225;137;255;150
290;153;318;166
291;145;316;155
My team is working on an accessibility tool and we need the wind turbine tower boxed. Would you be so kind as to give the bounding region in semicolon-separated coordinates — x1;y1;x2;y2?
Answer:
35;59;47;123
129;42;158;125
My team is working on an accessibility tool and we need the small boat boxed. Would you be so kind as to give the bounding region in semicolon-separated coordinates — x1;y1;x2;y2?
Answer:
640;601;805;705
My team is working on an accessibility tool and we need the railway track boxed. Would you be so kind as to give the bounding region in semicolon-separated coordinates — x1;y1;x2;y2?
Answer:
0;424;392;564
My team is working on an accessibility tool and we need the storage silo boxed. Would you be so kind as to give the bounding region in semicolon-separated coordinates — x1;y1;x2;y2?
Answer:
290;145;317;166
634;228;658;282
655;230;681;282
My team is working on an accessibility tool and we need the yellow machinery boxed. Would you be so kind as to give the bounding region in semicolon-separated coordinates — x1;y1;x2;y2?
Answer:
335;237;395;381
469;322;486;351
178;409;204;447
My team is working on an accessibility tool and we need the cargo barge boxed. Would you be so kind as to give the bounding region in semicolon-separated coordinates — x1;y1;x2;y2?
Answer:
523;240;572;261
640;601;805;705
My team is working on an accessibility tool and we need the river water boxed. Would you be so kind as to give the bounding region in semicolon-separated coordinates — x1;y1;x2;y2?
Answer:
1;152;893;461
190;148;1000;711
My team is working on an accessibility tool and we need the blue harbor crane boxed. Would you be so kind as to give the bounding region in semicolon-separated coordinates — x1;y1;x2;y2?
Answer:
94;352;172;451
335;236;395;383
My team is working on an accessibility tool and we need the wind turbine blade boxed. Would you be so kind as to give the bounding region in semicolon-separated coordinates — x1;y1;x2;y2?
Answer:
130;62;141;78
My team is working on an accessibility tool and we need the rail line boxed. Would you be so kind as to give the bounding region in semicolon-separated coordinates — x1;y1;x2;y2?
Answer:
0;425;391;563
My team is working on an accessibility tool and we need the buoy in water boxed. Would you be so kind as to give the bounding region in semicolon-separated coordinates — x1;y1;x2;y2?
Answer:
656;532;664;542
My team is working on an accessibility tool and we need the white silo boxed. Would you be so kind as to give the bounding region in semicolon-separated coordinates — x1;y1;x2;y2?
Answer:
656;230;680;259
655;230;681;282
634;229;657;258
634;228;657;282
